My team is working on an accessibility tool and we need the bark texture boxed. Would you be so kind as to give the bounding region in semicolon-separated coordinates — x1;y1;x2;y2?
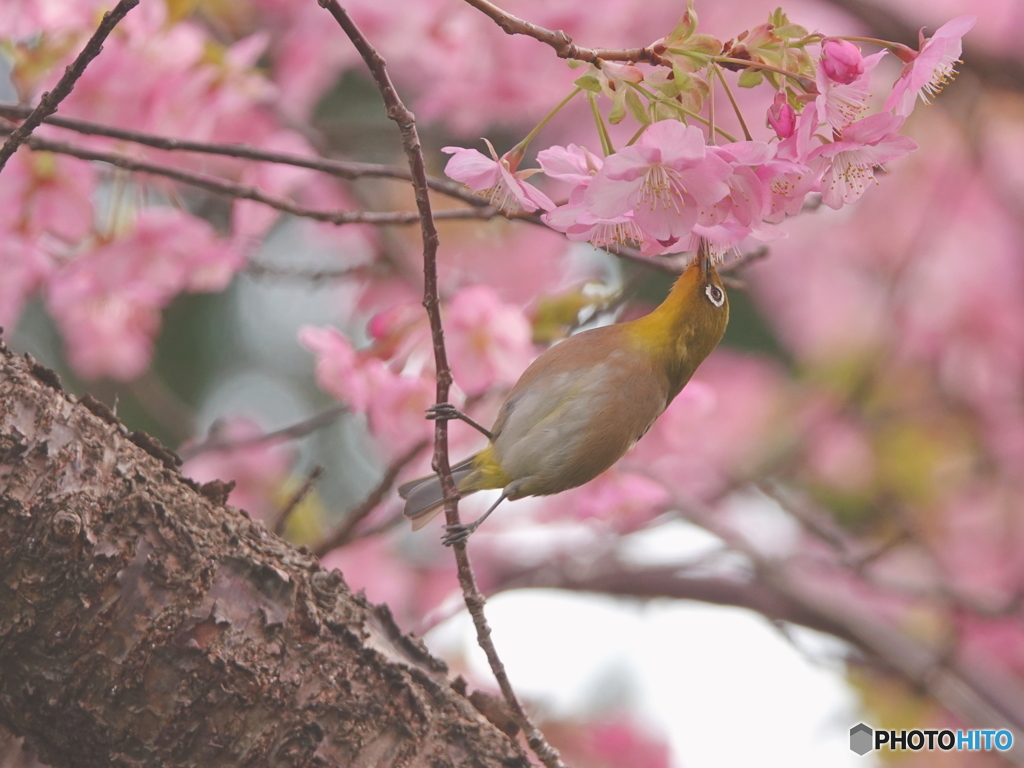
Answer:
0;339;525;768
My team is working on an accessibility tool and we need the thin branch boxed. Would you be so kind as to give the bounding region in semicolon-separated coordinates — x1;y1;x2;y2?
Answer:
0;0;139;172
6;130;505;227
273;465;324;536
674;493;1024;745
0;102;487;207
313;439;429;556
491;550;858;643
321;3;566;767
179;404;347;462
244;261;364;282
460;0;665;65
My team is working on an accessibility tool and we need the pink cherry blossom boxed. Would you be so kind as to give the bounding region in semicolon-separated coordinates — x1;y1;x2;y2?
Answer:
537;144;603;186
301;323;437;459
0;149;95;242
755;157;818;223
442;140;554;214
885;16;977;118
299;325;374;412
363;365;436;459
543;185;644;249
819;39;865;85
538;144;644;249
46;209;242;380
704;141;774;228
815;50;885;133
0;234;52;330
776;103;823;165
445;285;534;396
585;121;732;244
766;92;796;140
546;716;671;768
810;112;918;209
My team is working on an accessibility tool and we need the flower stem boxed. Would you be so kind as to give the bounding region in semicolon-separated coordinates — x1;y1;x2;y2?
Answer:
628;82;739;143
711;63;753;141
711;57;815;90
510;86;582;161
589;93;615;155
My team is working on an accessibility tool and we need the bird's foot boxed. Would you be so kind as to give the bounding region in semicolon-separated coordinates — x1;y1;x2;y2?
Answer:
425;403;494;441
442;521;479;547
425;402;461;421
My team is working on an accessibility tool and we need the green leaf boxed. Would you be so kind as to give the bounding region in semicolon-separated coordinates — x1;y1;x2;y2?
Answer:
737;69;764;88
574;74;602;93
625;89;649;124
775;23;809;40
608;95;626;124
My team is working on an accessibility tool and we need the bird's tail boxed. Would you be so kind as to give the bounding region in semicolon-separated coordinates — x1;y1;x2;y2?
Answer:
398;455;478;531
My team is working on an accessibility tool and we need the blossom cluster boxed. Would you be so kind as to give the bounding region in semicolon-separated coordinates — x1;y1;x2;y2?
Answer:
443;14;974;258
0;1;368;379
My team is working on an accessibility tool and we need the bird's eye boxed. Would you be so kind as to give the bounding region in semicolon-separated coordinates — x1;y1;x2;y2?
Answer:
705;284;725;307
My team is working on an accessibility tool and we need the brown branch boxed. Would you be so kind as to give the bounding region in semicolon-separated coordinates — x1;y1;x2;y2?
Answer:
674;493;1024;743
273;465;324;536
313;439;429;556
321;3;565;767
244;261;364;282
179;405;347;462
491;551;858;643
460;0;663;65
0;101;488;207
0;0;138;172
6;130;504;227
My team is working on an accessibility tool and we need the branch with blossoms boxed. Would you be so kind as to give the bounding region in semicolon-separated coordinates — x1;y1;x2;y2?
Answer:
441;5;974;263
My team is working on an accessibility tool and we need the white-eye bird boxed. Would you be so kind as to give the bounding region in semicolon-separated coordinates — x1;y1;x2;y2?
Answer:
399;253;729;545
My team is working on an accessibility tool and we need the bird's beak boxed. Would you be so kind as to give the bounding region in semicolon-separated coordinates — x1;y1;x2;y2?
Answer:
698;238;711;279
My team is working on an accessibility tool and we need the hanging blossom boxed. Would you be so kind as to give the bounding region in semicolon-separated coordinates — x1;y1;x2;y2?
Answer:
442;139;554;214
538;144;644;249
885;15;977;117
438;12;971;258
584;121;733;247
815;46;886;133
810;112;918;209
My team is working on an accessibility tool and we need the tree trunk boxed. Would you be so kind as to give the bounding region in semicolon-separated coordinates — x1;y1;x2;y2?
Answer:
0;338;524;768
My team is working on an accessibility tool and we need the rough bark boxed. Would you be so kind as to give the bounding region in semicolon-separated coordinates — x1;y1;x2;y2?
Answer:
0;338;525;768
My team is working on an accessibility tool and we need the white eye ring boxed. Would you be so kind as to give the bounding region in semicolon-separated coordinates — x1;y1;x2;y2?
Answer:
705;284;725;307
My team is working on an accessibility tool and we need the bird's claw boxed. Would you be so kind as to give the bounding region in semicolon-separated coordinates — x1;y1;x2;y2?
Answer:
442;523;476;547
425;403;459;421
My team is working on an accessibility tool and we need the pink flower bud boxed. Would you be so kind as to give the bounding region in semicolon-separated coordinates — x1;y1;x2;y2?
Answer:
767;92;796;139
820;39;865;85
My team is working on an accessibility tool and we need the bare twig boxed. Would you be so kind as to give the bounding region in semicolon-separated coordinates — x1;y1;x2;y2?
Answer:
675;494;1024;748
6;130;505;227
179;404;347;462
0;0;139;172
491;549;858;643
0;102;488;207
460;0;663;65
313;439;429;556
321;3;565;766
244;261;364;282
273;465;324;536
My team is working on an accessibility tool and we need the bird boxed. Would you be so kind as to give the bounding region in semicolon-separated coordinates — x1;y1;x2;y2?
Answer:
399;250;729;545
